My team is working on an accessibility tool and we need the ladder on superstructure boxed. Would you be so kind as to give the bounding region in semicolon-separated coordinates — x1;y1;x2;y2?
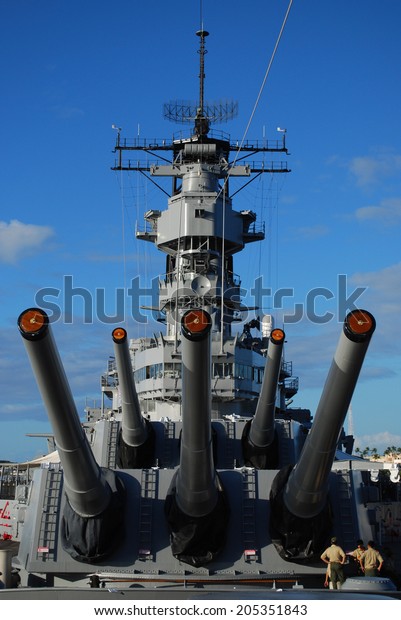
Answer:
241;468;259;562
138;468;158;560
36;466;62;561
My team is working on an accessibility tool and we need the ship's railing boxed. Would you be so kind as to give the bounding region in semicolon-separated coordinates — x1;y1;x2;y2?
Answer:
113;158;171;171
230;138;287;152
159;270;241;287
135;220;159;235
135;338;160;353
284;377;299;394
113;130;232;150
114;137;172;150
134;362;266;385
0;463;32;500
113;158;290;173
84;397;102;410
101;358;118;388
113;133;287;153
281;361;293;376
242;160;290;173
245;221;265;235
173;129;231;143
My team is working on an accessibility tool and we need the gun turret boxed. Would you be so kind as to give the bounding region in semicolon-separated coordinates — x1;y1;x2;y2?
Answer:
270;309;376;561
112;327;155;467
18;308;125;562
165;310;229;567
242;328;285;468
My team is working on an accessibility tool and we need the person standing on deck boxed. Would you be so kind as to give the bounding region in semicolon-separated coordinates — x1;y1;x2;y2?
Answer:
348;539;365;574
321;537;346;589
359;540;383;577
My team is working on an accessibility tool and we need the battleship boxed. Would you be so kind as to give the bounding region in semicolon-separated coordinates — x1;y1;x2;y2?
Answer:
0;28;401;600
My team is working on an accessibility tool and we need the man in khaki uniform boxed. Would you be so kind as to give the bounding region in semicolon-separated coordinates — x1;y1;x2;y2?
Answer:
359;540;383;577
320;537;346;589
348;539;365;574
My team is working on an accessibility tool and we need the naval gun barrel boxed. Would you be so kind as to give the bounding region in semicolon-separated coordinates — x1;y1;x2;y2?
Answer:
165;309;229;566
112;327;147;446
18;308;111;518
112;327;154;467
283;309;376;519
249;328;285;448
176;309;217;517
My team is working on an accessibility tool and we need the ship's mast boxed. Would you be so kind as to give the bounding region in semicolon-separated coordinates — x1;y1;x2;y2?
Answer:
112;31;290;339
194;29;209;137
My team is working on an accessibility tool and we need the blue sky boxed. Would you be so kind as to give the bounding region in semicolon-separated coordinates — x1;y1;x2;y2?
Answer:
1;0;401;461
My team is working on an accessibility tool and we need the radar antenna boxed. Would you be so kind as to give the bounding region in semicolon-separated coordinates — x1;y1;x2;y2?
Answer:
163;30;238;137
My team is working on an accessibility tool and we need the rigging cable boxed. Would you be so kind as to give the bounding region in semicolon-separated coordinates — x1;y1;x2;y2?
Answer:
218;0;293;350
221;0;293;189
121;169;127;328
114;155;128;328
174;203;184;355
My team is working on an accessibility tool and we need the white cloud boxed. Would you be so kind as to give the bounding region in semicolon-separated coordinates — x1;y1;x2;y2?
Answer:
355;198;401;224
51;105;84;119
349;151;401;186
350;262;401;354
355;432;401;454
296;224;329;240
351;261;401;295
0;219;54;264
